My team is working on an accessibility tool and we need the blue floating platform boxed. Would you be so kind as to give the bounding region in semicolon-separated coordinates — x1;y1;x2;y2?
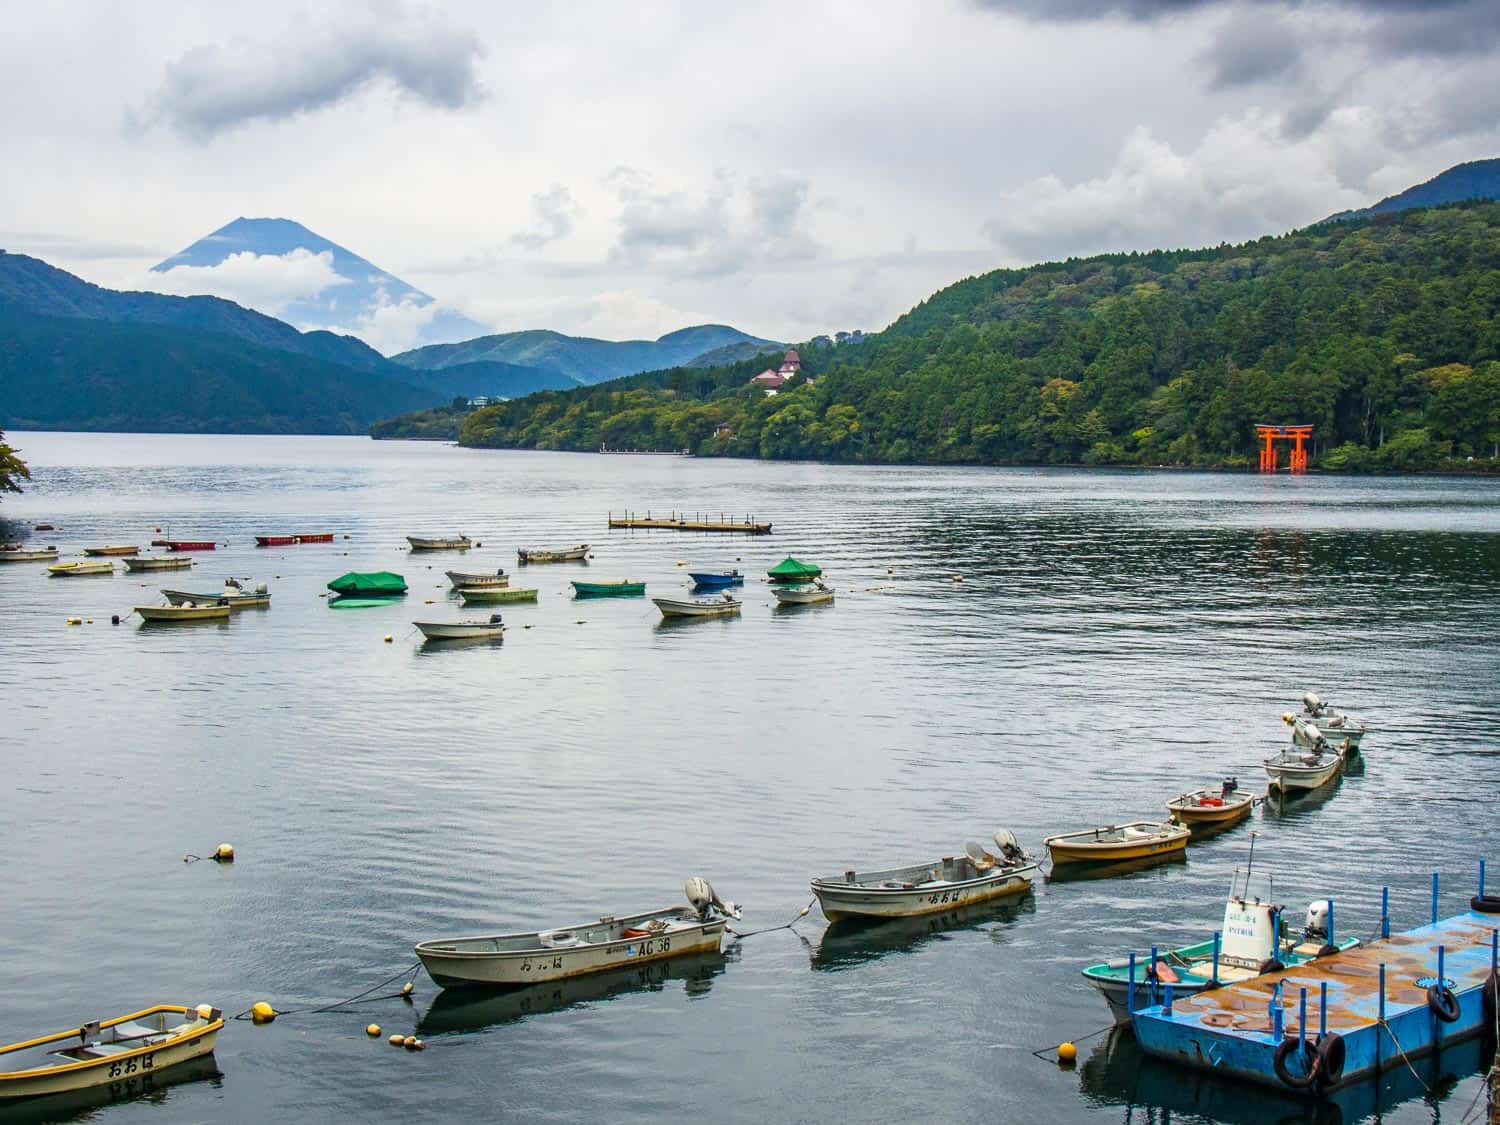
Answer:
1132;909;1499;1096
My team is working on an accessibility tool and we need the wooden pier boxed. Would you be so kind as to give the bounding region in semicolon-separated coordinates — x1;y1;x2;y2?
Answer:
1132;901;1500;1097
607;512;772;535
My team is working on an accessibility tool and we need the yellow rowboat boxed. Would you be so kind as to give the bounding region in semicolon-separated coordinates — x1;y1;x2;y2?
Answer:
83;545;140;556
47;561;115;577
1165;782;1255;828
0;1004;222;1101
136;600;231;622
1044;821;1190;866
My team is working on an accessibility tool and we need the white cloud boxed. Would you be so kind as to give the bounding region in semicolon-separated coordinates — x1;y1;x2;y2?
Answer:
304;292;441;354
142;249;350;314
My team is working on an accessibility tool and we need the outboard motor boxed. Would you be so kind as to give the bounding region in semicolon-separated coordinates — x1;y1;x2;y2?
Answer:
993;830;1028;864
1302;691;1324;716
1222;777;1238;795
684;876;741;921
1305;900;1330;941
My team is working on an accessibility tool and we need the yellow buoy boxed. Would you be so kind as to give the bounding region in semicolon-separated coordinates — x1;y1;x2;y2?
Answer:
66;617;82;626
250;1001;276;1024
213;843;235;862
951;574;963;582
402;981;415;996
410;1038;426;1051
676;561;685;566
389;1033;405;1047
366;1023;381;1037
383;635;393;643
1281;712;1295;724
402;1036;417;1049
1057;1041;1077;1064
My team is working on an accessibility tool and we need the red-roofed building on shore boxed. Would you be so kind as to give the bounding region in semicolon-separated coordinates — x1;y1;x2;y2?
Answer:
750;350;803;395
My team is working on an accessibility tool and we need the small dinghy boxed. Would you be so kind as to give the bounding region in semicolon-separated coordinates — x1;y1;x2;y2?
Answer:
124;555;194;572
136;599;231;623
518;544;589;563
653;594;742;618
1081;867;1360;1022
83;545;139;557
0;547;59;562
47;560;115;577
163;579;270;608
0;1004;223;1102
1263;737;1342;792
447;568;508;589
811;831;1039;922
1286;691;1366;752
1044;821;1189;866
773;581;835;606
1165;778;1254;828
414;877;740;989
572;580;645;598
459;586;538;604
688;569;743;588
407;535;472;551
416;615;506;640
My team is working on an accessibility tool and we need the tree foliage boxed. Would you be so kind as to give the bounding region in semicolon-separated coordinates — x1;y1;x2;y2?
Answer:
460;203;1500;472
0;428;29;498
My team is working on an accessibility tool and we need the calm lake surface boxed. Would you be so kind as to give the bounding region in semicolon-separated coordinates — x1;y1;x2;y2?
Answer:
2;432;1498;1125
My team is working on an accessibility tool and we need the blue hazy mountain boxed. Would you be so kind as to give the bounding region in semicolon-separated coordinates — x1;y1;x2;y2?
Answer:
1326;158;1500;222
150;217;486;349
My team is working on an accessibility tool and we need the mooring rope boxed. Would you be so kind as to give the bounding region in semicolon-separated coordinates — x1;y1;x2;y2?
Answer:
728;900;815;940
1376;1017;1433;1095
231;962;423;1021
1030;1021;1115;1062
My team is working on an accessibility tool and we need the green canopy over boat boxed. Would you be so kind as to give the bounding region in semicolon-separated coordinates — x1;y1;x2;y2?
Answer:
327;571;407;596
767;557;822;583
572;580;645;597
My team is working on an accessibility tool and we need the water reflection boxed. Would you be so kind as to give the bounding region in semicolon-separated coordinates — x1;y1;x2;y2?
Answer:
0;1054;221;1125
810;895;1035;971
1047;853;1189;884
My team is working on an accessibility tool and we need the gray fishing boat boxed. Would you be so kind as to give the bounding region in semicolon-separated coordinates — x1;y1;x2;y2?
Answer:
811;832;1039;921
652;594;742;618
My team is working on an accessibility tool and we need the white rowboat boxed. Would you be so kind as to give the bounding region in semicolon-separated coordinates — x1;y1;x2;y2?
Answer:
416;616;506;640
518;544;589;563
0;548;59;562
653;594;742;618
162;580;269;608
124;556;194;572
812;832;1039;922
1263;744;1342;791
446;569;507;588
408;535;472;551
136;600;231;622
773;582;834;605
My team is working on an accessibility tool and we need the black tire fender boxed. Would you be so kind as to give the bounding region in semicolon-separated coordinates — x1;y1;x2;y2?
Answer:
1427;983;1461;1023
1258;957;1285;975
1315;944;1338;958
1273;1038;1321;1089
1471;894;1500;914
1315;1032;1346;1087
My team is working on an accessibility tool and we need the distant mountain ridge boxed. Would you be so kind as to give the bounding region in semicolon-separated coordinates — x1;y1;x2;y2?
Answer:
393;324;781;386
1326;158;1500;222
151;217;486;349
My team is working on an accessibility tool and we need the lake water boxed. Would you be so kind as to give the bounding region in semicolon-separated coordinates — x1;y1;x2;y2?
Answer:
2;432;1498;1125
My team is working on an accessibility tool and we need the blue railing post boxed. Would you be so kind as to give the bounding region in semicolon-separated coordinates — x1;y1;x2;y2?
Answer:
1378;963;1386;1022
1436;945;1446;1041
1212;931;1221;985
1127;951;1136;1015
1319;981;1328;1039
1299;987;1308;1053
1432;871;1440;925
1438;944;1446;988
1381;887;1390;939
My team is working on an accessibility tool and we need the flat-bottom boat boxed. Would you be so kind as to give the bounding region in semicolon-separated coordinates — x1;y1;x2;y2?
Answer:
416;615;506;640
163;580;269;608
1262;745;1341;792
0;548;59;562
165;541;216;552
653;594;741;618
1290;691;1366;751
48;561;115;577
812;832;1039;921
408;535;472;551
1045;821;1190;866
519;545;588;563
572;580;644;598
124;556;193;572
414;877;739;989
83;545;139;557
459;586;538;605
1081;869;1359;1022
447;569;507;589
0;1004;222;1101
136;600;231;623
1165;780;1254;829
773;582;834;605
688;570;743;587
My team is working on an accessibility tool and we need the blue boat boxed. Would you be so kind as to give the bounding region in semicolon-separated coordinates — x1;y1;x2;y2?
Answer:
1131;869;1500;1098
688;570;743;588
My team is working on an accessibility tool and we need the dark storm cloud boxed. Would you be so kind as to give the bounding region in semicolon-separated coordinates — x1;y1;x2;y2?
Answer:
1198;10;1303;88
136;9;485;139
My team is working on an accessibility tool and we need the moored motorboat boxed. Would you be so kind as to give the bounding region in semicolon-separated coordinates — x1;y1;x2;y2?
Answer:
414;877;740;989
447;568;508;589
812;831;1039;922
83;545;139;556
416;615;506;640
163;579;270;608
47;560;115;577
518;544;588;563
255;535;296;547
0;1004;223;1102
767;556;822;584
1286;691;1366;752
572;580;645;597
0;547;59;562
688;569;743;588
136;599;232;622
1045;821;1190;866
459;586;538;604
124;555;194;572
327;571;407;597
408;535;472;551
165;540;216;552
1081;867;1360;1023
296;532;334;543
1165;779;1254;828
773;581;835;605
653;594;742;618
1262;739;1342;792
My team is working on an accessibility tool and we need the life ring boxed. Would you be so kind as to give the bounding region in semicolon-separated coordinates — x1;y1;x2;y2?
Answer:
1427;983;1461;1023
1471;894;1500;914
1273;1038;1321;1089
1258;957;1285;975
1315;1032;1346;1087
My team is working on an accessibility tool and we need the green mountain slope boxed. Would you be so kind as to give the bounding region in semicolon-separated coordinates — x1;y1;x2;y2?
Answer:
396;359;577;400
460;202;1500;471
393;324;780;385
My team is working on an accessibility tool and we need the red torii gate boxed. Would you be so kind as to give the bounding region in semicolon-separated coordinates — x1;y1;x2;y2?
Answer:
1255;424;1312;473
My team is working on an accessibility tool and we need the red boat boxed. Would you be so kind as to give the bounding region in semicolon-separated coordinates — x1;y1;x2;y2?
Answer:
296;533;335;543
167;540;217;551
256;535;296;547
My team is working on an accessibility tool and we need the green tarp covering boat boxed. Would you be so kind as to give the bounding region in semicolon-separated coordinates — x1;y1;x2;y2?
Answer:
572;580;645;597
767;557;822;583
327;571;407;597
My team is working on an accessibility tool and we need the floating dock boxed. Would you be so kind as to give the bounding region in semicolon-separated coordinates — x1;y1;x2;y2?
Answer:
1132;905;1499;1097
607;512;772;535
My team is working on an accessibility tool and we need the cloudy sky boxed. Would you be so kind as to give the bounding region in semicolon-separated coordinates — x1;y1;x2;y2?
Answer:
3;0;1497;352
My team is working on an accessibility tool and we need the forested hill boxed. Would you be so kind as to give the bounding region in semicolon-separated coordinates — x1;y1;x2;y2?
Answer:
459;202;1500;471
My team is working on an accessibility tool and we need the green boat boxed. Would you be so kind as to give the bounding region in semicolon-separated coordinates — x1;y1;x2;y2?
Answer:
572;580;645;597
327;571;407;597
459;586;539;604
767;556;822;584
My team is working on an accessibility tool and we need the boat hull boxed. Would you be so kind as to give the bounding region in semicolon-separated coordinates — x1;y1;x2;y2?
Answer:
416;622;506;640
162;589;269;608
687;573;742;587
408;537;471;551
0;550;59;562
773;586;834;605
1263;758;1341;791
1165;791;1255;826
459;587;537;604
813;865;1038;922
83;546;139;556
572;582;644;597
1045;823;1190;865
136;604;230;622
446;570;508;588
165;541;215;552
652;597;741;618
123;557;193;572
518;546;588;563
48;562;115;576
